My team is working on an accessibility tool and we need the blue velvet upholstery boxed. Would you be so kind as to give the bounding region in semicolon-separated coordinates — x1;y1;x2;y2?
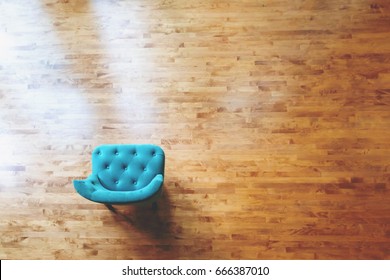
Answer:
73;144;165;205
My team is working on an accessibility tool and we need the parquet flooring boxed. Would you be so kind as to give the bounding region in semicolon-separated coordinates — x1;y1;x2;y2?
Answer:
0;0;389;259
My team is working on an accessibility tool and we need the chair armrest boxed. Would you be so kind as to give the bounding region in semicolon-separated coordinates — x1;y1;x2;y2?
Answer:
73;174;106;201
91;174;164;204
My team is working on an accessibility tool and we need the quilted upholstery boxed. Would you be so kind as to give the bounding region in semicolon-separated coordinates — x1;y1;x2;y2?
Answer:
73;144;165;204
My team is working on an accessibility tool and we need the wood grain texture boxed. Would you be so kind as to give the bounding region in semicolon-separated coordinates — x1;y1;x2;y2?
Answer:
0;0;389;259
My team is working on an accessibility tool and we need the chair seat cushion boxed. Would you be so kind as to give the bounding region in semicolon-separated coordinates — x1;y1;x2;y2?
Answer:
91;174;164;204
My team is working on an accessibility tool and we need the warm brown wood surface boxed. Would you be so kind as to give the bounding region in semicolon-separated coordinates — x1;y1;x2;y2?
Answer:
0;0;389;260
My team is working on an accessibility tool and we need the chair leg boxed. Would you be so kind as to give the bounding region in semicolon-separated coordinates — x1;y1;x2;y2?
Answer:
105;204;117;213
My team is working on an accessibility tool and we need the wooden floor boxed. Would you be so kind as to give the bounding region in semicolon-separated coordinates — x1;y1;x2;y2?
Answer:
0;0;389;260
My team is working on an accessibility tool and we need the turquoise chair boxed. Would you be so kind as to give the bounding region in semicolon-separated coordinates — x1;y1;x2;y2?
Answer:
73;144;165;210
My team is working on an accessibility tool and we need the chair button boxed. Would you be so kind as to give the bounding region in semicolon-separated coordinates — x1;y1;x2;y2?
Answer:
115;152;119;155
133;181;137;185
115;181;119;184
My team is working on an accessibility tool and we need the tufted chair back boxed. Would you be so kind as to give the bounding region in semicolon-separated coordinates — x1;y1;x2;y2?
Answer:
92;144;165;191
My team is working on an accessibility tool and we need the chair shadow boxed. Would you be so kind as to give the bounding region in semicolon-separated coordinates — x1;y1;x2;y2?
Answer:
104;180;199;259
108;187;175;241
